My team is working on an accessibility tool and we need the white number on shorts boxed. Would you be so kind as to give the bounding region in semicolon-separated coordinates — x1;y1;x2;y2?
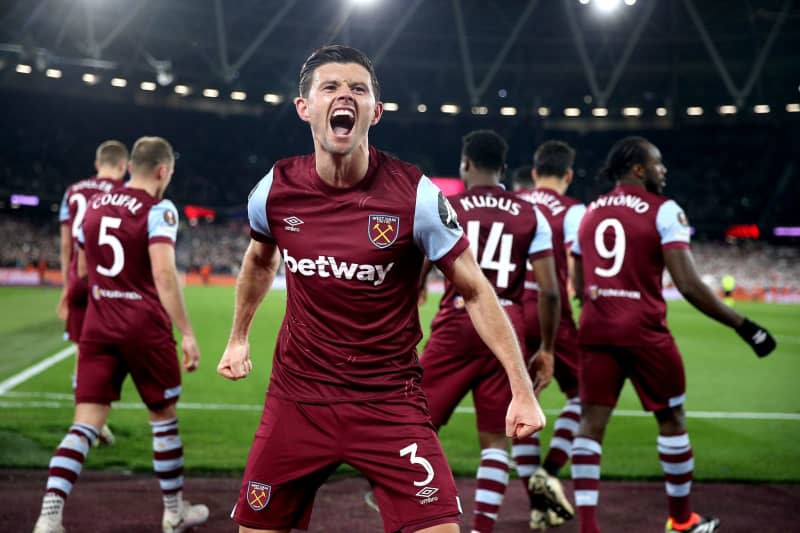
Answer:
593;218;626;278
399;442;435;487
466;220;516;289
96;216;124;277
69;193;88;239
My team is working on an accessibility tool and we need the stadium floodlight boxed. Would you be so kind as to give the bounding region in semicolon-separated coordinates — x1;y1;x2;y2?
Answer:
471;106;489;115
174;84;191;96
753;104;770;114
500;106;517;116
110;77;127;88
622;106;642;117
263;93;283;104
656;107;668;117
538;106;551;117
231;91;247;101
440;104;460;115
686;106;703;116
564;107;581;117
417;104;428;113
140;81;157;91
16;64;32;74
383;102;399;111
202;88;219;98
592;107;609;117
786;103;800;113
595;0;621;13
579;0;590;4
624;0;636;5
45;69;62;79
718;105;737;115
82;73;99;85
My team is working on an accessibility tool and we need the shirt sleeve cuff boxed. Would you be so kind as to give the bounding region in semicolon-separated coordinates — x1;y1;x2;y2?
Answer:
249;228;275;243
529;249;554;262
433;236;470;278
149;236;176;246
662;241;690;251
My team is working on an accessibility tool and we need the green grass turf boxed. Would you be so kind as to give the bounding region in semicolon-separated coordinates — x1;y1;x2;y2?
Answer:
1;286;798;481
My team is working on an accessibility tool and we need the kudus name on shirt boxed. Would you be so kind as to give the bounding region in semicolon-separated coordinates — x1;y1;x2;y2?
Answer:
589;194;650;214
91;192;144;215
282;249;394;286
459;195;521;216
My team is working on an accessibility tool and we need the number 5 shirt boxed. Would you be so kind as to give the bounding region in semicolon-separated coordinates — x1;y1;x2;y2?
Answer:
572;184;691;346
78;186;180;346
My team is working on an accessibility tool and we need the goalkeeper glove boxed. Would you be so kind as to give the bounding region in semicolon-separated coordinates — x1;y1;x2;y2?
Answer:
735;318;776;357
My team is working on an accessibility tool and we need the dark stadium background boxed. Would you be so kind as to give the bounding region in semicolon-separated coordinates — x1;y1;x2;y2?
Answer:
1;0;798;259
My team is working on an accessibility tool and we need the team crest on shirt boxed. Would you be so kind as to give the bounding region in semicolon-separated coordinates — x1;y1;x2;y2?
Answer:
163;209;177;226
588;285;599;301
92;284;102;300
369;214;400;249
246;481;272;511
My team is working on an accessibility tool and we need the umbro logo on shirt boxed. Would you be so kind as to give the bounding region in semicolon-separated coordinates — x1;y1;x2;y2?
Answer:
283;216;304;232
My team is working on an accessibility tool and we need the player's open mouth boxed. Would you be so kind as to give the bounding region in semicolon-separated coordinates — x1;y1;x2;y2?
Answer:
330;108;356;137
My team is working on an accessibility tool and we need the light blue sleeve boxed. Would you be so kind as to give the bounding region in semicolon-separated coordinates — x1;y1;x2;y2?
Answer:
58;190;70;223
247;168;274;239
571;237;582;256
656;200;691;245
563;204;586;244
413;175;464;261
148;199;180;243
529;206;553;255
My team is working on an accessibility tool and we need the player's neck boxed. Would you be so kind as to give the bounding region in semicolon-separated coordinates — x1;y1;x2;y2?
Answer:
465;172;501;189
618;176;644;189
126;177;161;199
315;143;370;188
96;166;124;181
534;177;567;195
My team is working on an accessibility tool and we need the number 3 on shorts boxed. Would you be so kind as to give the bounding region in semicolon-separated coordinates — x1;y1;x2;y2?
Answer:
399;443;435;487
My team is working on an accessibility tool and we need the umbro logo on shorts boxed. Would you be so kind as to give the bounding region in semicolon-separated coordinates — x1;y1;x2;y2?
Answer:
416;486;439;504
246;480;272;511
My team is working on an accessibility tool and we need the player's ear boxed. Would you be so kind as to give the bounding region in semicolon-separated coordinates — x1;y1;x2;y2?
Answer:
294;96;310;123
370;101;383;126
128;161;134;175
95;160;101;173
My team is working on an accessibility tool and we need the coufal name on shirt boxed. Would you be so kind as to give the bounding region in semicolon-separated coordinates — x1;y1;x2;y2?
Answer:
589;194;649;214
282;249;394;286
91;192;144;215
459;195;521;215
518;190;565;216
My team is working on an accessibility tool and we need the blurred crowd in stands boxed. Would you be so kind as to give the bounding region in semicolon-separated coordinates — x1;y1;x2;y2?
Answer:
2;215;798;292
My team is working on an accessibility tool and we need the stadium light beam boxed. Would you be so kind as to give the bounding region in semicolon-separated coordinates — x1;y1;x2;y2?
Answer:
440;104;460;115
564;107;581;117
174;85;191;96
686;106;704;116
718;105;737;115
753;104;770;114
45;69;62;79
202;88;219;98
592;107;609;117
16;64;32;74
263;93;283;104
230;91;247;101
787;103;800;113
140;81;157;91
499;107;517;117
82;73;99;85
110;77;127;88
383;102;399;111
622;106;642;117
595;0;622;14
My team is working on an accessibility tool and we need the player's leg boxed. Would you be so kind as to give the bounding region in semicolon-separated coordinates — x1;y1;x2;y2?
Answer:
629;338;719;533
571;345;626;533
33;402;110;533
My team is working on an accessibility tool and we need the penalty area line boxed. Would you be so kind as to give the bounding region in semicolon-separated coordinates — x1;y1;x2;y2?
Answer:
0;345;76;395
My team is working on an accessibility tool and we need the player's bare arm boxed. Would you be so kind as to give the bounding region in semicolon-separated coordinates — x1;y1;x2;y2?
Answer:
150;242;201;372
447;248;545;437
529;255;560;394
418;258;434;306
77;248;88;280
57;224;71;321
571;253;584;307
217;239;280;381
664;247;776;356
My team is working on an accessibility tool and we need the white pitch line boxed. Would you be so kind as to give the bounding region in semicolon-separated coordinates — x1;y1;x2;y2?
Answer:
0;345;76;395
1;392;798;421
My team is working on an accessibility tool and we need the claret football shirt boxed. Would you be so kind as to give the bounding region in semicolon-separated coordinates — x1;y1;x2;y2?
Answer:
248;147;469;403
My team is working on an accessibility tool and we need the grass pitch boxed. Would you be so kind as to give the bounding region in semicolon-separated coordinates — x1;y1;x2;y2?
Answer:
1;285;798;481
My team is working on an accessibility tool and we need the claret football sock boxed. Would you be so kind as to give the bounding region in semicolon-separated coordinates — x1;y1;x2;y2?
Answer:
542;396;580;476
511;432;540;498
472;447;510;533
658;433;694;523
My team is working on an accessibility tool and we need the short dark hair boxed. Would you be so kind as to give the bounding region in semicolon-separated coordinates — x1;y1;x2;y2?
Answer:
598;136;650;182
534;140;575;178
95;140;128;167
130;136;174;173
298;45;380;99
462;130;508;172
511;165;533;188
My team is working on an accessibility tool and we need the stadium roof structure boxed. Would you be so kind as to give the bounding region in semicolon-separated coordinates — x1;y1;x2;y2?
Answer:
1;0;799;124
